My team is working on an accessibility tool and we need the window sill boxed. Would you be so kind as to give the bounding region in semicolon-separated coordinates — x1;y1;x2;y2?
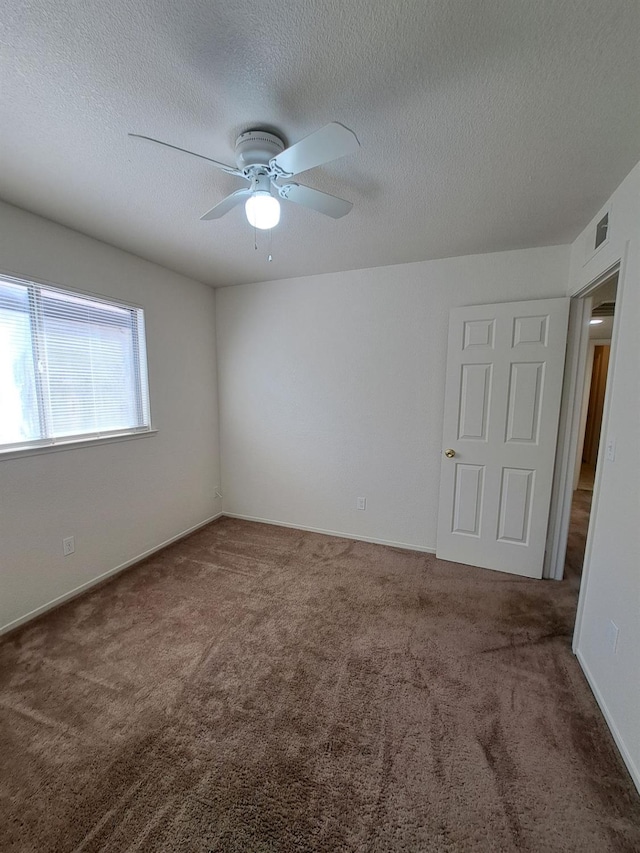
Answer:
0;429;158;461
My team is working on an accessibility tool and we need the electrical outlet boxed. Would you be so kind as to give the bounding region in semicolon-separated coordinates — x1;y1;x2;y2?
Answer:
606;438;616;461
62;536;75;556
357;497;366;511
606;620;619;654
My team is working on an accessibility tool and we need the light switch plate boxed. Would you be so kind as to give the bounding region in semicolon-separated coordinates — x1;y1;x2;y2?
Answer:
606;438;616;461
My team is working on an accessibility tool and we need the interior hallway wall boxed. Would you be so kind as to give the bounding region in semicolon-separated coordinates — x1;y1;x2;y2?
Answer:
216;245;569;551
571;162;640;791
0;202;221;633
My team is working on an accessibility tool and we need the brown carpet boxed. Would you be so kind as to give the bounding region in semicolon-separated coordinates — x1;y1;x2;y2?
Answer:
564;488;593;592
1;517;639;852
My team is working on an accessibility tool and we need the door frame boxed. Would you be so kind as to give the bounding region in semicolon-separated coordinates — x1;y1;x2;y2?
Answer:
544;252;625;583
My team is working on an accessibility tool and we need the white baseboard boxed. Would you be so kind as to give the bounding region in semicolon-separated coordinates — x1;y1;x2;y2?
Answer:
0;512;223;637
576;648;640;794
222;512;437;554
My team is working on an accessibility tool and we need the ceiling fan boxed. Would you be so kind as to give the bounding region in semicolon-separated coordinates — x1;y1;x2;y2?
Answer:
129;122;360;230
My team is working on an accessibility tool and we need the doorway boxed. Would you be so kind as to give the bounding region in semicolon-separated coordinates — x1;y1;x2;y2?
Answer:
563;271;617;592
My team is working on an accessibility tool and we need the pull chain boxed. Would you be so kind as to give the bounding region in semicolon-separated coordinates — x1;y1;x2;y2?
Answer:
251;225;273;261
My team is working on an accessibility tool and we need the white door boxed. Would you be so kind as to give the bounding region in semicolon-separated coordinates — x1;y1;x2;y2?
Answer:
436;298;570;578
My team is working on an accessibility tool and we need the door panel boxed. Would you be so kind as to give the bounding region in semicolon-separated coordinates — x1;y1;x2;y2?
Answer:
505;362;544;443
512;314;548;346
436;298;570;578
452;464;484;536
497;468;534;544
463;318;495;349
459;364;492;440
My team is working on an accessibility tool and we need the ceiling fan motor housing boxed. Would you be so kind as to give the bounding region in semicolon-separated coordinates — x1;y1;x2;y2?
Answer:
235;130;285;171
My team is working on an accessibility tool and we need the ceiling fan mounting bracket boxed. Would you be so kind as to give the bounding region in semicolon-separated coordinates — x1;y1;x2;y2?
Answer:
248;172;272;194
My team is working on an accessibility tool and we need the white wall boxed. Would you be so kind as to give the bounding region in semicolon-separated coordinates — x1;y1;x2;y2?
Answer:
571;163;640;789
216;246;569;550
0;202;221;633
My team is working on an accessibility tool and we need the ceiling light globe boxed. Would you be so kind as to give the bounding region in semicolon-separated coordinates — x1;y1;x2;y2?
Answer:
589;318;604;325
245;192;280;230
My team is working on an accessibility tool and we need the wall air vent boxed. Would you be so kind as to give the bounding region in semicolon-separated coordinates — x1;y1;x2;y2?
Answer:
584;205;612;265
594;212;609;250
591;301;615;318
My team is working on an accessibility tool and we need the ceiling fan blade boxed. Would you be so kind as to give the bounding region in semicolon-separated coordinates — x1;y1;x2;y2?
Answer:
271;122;359;176
200;189;252;220
277;183;353;218
128;133;244;177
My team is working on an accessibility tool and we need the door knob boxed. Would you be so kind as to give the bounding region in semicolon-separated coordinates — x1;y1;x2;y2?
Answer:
444;448;455;458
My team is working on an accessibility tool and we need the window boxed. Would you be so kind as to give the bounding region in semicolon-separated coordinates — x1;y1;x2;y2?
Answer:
0;274;151;453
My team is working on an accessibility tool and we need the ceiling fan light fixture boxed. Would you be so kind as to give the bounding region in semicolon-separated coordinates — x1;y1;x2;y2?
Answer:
245;192;280;230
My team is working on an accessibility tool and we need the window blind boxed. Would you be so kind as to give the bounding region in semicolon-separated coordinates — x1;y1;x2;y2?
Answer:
0;274;151;451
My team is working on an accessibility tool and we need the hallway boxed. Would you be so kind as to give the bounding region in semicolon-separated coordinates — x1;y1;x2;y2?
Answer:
564;488;593;592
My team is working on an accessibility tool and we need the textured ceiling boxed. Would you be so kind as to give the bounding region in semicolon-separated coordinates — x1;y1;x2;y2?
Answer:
589;316;614;340
2;0;639;287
